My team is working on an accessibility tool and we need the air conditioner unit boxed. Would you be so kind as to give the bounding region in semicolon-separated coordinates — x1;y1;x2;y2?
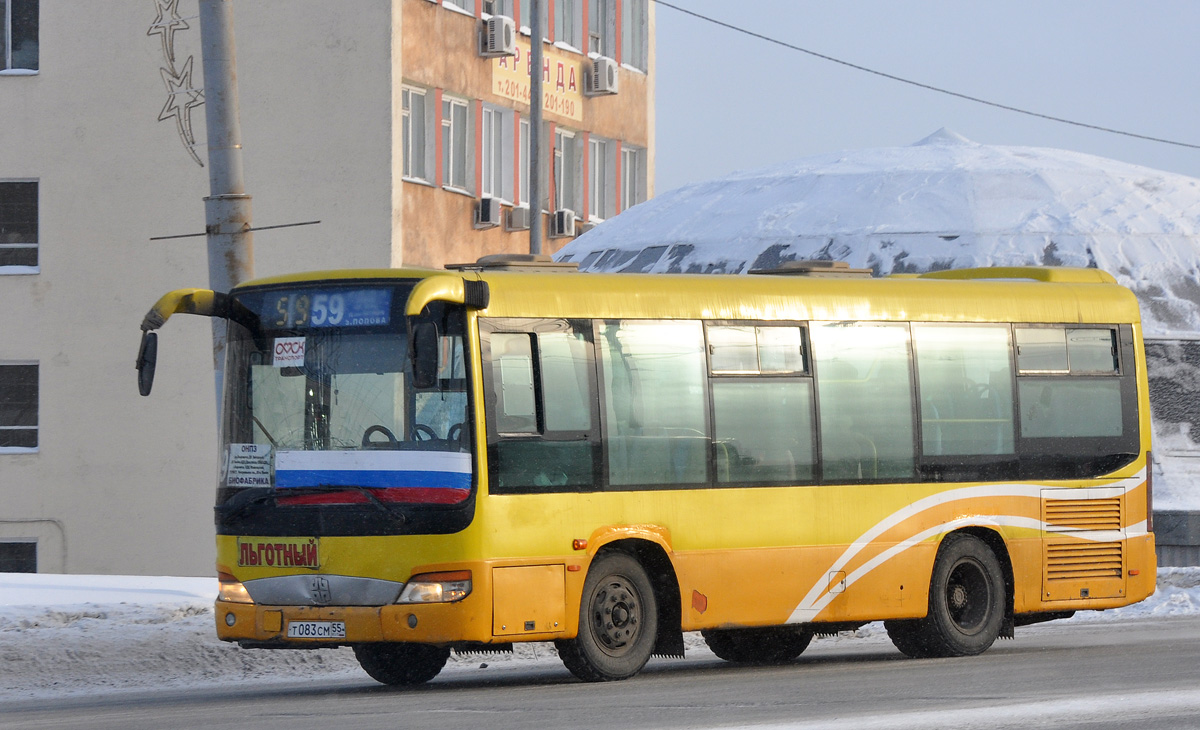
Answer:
505;205;532;231
578;220;599;234
475;197;502;229
549;209;577;238
588;56;619;96
479;15;517;57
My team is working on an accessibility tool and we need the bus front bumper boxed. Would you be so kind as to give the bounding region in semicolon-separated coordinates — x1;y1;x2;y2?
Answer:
215;597;493;646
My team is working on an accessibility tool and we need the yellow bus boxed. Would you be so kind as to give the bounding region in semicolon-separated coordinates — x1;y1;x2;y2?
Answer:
137;257;1156;684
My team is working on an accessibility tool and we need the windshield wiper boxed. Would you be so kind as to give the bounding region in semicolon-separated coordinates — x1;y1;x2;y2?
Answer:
215;485;407;524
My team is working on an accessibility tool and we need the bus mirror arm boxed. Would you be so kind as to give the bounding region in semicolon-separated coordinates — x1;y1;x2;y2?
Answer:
136;288;260;397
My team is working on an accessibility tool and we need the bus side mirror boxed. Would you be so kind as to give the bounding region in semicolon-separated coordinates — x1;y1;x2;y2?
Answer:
136;331;158;396
411;323;439;390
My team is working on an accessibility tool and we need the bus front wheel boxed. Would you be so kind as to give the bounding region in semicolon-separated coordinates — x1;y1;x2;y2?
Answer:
556;552;659;682
886;533;1005;658
352;642;450;685
702;626;813;664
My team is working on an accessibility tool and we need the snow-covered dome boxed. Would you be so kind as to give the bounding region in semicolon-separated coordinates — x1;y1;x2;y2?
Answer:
556;129;1200;337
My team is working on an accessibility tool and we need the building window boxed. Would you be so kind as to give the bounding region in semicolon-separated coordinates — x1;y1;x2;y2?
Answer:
621;0;648;71
518;118;530;206
442;96;471;192
554;0;582;49
621;145;646;210
402;87;430;182
1;0;37;73
0;181;36;271
482;105;513;201
442;0;472;14
589;136;616;221
0;362;37;451
486;0;515;19
555;128;580;214
588;0;614;56
0;541;36;572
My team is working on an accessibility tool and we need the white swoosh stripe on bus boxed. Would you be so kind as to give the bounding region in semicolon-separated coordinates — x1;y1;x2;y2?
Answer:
786;470;1146;623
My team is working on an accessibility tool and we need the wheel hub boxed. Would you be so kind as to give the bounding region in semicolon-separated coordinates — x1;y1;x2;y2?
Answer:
949;583;969;611
592;581;640;652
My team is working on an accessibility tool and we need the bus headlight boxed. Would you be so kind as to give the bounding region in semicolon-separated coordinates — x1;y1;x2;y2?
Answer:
217;572;253;604
397;571;472;604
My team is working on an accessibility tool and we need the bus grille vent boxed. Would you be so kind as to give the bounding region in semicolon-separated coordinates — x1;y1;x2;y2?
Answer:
1045;497;1122;531
1046;542;1124;581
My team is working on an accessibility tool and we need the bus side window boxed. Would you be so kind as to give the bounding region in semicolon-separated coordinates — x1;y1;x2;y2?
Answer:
1014;325;1137;477
600;320;708;487
706;323;814;485
485;322;599;493
913;325;1015;458
491;333;538;435
811;323;916;482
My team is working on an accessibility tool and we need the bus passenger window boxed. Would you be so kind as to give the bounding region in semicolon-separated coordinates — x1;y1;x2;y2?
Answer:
484;321;599;493
601;321;708;487
491;333;537;435
708;325;806;375
812;323;915;482
913;325;1014;457
712;380;814;484
539;331;592;432
1018;379;1124;438
1067;328;1118;373
1015;328;1068;373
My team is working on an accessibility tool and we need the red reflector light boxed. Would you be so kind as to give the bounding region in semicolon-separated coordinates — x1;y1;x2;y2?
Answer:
1129;569;1141;577
572;539;588;551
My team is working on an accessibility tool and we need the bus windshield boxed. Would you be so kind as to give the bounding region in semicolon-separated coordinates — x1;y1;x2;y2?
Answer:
218;282;473;518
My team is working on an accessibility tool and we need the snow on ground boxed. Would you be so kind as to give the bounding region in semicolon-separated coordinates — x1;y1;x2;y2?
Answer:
1;568;1199;703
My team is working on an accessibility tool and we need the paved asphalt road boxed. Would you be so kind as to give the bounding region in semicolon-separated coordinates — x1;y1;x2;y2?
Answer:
4;616;1200;730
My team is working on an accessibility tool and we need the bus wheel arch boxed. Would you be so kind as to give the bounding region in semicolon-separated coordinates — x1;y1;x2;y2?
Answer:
885;530;1008;658
557;540;682;681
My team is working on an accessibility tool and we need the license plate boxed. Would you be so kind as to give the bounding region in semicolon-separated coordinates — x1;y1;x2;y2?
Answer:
286;621;346;639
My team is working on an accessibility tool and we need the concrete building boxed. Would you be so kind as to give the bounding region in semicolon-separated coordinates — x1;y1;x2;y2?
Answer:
0;0;655;575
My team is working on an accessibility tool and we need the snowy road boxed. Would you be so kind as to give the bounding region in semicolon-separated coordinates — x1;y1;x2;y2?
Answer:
4;616;1200;730
1;570;1199;728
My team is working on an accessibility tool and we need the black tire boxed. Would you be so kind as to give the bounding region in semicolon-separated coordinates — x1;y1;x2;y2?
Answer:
702;626;813;664
556;552;659;682
887;533;1005;658
353;642;450;685
883;618;935;658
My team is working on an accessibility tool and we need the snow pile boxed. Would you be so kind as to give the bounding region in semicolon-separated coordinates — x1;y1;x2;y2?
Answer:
557;129;1200;337
1;569;1198;702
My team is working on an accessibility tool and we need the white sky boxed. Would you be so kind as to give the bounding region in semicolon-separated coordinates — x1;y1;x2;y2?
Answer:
653;1;1200;194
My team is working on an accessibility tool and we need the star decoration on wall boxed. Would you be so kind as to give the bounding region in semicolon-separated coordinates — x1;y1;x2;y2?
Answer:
149;0;205;167
158;55;205;167
147;0;190;66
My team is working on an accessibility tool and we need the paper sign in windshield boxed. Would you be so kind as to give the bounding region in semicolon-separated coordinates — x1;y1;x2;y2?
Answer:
273;337;306;367
224;443;273;487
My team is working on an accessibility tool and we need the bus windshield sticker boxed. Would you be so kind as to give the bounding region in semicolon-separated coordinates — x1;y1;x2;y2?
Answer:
274;450;472;492
272;337;306;367
263;288;393;329
223;443;273;487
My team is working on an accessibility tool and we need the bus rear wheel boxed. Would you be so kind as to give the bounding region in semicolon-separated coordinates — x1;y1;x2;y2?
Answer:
352;642;450;685
556;552;658;682
886;533;1005;658
702;626;813;664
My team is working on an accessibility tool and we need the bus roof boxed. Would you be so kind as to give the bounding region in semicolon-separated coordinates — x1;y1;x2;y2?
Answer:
234;266;1141;326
